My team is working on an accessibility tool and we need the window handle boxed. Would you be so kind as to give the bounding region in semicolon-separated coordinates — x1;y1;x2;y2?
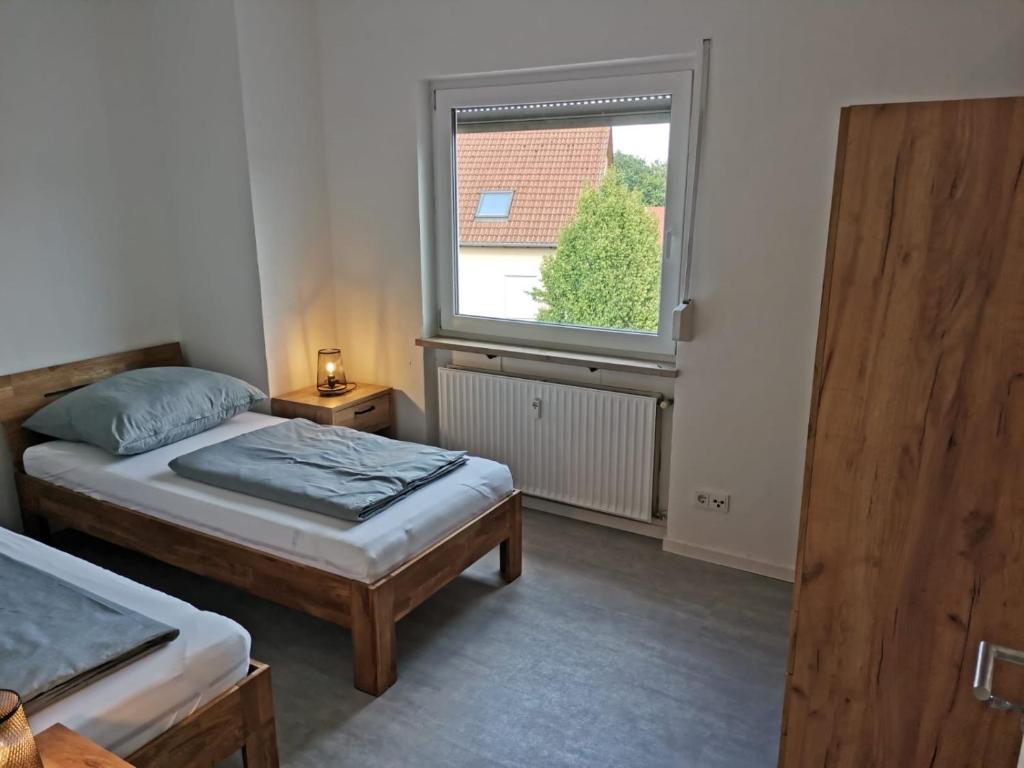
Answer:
672;300;695;342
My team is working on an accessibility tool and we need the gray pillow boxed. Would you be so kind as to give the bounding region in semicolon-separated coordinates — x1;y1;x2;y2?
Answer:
23;366;266;455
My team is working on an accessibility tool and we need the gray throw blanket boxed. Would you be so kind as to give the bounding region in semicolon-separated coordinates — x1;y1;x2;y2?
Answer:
170;418;468;522
0;553;179;713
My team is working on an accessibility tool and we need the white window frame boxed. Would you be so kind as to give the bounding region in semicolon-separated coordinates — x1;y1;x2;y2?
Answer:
430;55;702;359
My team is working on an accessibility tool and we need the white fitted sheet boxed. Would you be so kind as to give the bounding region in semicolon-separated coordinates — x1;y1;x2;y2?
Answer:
24;412;514;582
0;527;250;758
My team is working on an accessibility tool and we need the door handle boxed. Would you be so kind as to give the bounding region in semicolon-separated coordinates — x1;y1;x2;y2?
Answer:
974;641;1024;712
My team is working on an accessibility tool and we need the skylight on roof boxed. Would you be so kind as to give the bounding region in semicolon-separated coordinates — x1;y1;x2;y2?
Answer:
475;191;513;219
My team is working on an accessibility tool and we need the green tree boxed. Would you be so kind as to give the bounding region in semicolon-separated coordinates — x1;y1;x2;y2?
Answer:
532;168;661;331
612;151;667;206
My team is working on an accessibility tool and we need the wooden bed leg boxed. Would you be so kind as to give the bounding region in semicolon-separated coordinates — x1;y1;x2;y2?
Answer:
351;581;396;696
500;493;522;583
241;723;280;768
241;662;280;768
17;476;52;544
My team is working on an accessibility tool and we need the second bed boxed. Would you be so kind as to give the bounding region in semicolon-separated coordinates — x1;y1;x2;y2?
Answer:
23;412;514;583
1;526;278;767
7;343;522;696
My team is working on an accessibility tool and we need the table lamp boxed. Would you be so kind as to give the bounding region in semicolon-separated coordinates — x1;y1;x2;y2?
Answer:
0;690;42;768
316;348;355;396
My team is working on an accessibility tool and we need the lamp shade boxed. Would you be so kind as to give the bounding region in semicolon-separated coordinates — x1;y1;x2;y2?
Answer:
316;348;354;397
0;690;42;768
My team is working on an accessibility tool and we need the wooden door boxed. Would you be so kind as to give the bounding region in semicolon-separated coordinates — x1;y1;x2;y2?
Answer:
780;97;1024;766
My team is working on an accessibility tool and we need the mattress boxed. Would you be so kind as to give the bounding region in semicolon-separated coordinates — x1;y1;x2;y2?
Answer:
0;527;250;758
24;412;514;582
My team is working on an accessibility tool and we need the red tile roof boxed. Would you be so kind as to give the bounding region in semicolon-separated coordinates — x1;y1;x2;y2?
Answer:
456;127;611;246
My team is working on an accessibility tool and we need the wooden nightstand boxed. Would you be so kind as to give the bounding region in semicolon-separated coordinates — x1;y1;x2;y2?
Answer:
271;384;392;433
36;723;133;767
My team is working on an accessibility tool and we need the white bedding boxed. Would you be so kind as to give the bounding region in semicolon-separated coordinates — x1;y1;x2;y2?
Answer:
24;412;514;582
0;527;250;758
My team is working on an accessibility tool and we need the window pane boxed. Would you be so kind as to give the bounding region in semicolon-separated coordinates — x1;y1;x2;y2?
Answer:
476;191;513;218
454;103;670;334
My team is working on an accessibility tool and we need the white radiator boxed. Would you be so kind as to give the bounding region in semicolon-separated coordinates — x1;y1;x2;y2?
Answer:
438;367;658;522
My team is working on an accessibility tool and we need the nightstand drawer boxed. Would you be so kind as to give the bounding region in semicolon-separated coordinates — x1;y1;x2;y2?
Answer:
333;393;390;432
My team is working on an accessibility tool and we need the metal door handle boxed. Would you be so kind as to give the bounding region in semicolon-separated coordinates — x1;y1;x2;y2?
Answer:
974;641;1024;711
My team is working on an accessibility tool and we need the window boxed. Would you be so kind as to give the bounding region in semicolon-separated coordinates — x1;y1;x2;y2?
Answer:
431;57;700;358
475;191;514;219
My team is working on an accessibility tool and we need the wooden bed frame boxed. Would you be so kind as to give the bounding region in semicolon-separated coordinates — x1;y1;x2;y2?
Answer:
1;343;523;698
128;660;278;768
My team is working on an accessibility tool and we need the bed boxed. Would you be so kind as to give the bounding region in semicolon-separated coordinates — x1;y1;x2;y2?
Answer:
0;527;278;767
2;342;523;696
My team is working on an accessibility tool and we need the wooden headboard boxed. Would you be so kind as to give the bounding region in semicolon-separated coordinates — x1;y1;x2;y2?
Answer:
0;342;186;468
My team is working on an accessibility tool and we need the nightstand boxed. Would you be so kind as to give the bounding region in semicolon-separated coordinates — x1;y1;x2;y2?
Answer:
271;384;392;433
36;723;133;767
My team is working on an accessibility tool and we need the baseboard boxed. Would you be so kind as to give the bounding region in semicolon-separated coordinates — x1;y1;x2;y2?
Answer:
523;496;667;540
662;537;795;582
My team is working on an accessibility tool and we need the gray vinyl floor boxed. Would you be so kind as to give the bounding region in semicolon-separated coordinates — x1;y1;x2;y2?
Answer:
57;510;792;768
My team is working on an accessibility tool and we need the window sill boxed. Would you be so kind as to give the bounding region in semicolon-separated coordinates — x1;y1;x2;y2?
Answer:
415;336;678;378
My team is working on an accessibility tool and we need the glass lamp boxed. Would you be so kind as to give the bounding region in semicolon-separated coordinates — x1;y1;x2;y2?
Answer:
316;348;355;397
0;690;42;768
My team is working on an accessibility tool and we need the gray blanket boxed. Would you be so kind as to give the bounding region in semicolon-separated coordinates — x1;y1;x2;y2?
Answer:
169;418;468;522
0;553;179;713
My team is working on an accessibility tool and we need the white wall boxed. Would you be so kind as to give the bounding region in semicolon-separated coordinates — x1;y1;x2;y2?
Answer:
315;0;1024;578
149;0;269;392
0;0;273;529
0;0;183;529
0;1;180;377
233;0;337;396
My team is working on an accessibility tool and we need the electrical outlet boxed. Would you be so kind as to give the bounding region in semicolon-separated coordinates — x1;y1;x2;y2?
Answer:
695;489;730;513
709;492;730;513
